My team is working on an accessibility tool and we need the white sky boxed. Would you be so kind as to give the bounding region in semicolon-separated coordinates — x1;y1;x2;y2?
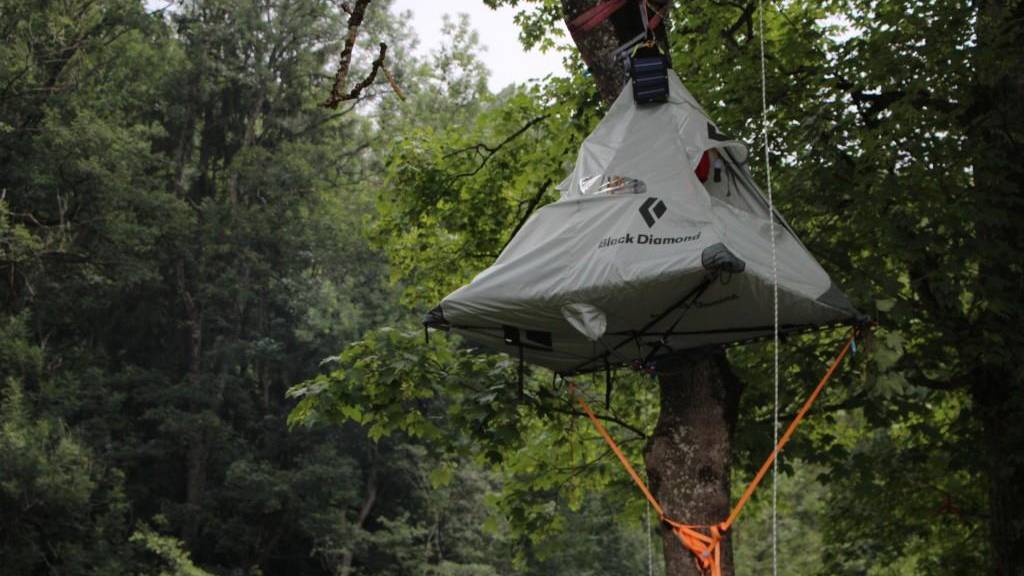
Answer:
143;0;570;92
390;0;569;92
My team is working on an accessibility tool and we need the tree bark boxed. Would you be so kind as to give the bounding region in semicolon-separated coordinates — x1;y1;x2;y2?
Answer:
972;368;1024;576
338;446;378;576
646;353;742;576
560;0;671;104
559;4;742;575
971;2;1024;573
176;256;206;545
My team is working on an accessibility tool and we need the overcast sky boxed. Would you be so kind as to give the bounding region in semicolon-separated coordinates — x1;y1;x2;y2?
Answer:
390;0;569;92
143;1;570;91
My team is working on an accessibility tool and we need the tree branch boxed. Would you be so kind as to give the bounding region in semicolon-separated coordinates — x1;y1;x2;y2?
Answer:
324;0;371;103
322;0;399;108
836;77;959;128
752;390;869;426
445;115;549;182
722;2;756;41
499;178;554;253
900;367;970;391
323;42;388;108
382;66;405;101
524;390;647;438
553;437;647;493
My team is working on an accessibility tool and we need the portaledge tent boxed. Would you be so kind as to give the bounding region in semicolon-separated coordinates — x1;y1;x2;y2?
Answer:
425;71;861;375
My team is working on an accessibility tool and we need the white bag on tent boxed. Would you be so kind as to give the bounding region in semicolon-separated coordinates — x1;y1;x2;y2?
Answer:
425;71;861;375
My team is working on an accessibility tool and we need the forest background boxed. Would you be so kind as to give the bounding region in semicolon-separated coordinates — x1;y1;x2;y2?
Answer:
1;0;1021;574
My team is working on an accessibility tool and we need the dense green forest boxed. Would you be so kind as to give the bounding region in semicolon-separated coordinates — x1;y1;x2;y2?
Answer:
1;0;1021;575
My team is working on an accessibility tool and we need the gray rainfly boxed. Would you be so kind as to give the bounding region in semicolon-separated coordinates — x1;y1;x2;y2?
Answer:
425;71;862;375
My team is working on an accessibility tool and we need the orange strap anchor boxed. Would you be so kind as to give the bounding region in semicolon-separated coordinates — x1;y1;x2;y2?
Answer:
570;330;858;576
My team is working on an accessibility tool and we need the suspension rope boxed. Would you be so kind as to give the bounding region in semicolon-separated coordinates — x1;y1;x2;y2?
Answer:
757;0;781;573
569;330;860;576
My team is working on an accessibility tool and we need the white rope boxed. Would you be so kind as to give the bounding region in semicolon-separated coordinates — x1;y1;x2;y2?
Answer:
757;0;780;575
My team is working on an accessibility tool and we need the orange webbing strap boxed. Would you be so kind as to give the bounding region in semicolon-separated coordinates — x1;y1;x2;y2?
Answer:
572;385;726;574
568;329;858;576
665;519;724;576
571;381;665;518
721;330;856;530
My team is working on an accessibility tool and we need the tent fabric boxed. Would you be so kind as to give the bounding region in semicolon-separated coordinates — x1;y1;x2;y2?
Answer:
425;71;862;375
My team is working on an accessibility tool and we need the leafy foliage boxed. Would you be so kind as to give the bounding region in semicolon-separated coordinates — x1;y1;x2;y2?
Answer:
2;0;1020;574
295;0;1021;573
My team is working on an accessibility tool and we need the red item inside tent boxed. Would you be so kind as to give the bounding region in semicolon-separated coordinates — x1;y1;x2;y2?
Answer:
695;150;711;182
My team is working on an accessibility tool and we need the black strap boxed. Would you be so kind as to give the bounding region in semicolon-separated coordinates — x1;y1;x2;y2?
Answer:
569;274;717;374
642;278;714;363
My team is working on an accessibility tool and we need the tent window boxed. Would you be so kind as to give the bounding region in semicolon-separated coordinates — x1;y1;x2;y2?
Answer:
578;174;647;197
701;151;768;217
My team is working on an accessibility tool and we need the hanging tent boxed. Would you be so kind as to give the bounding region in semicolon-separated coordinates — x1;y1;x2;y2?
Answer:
424;71;862;375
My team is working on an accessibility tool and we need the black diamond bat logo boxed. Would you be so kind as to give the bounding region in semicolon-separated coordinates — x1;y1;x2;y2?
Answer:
639;197;667;228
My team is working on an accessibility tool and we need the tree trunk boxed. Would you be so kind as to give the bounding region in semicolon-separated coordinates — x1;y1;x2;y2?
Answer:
338;446;378;576
184;434;208;544
972;1;1024;573
559;2;743;575
560;0;671;104
176;257;206;544
645;353;742;576
972;368;1024;576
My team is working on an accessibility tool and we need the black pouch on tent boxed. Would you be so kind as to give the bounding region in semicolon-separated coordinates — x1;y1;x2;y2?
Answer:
630;45;669;104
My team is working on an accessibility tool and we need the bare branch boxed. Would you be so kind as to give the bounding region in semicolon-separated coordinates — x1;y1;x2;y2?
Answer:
321;0;400;108
324;0;371;103
324;42;389;108
382;66;405;101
